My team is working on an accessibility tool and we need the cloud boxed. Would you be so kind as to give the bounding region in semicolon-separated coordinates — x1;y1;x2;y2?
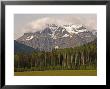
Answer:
22;17;72;33
15;15;97;39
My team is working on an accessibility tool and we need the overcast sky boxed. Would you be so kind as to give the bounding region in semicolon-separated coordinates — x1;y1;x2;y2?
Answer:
14;14;97;40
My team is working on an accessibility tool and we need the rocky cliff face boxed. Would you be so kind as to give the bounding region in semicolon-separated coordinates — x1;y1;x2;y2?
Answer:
16;24;96;51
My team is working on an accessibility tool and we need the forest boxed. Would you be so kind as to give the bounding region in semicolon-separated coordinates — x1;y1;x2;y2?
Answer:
14;41;97;72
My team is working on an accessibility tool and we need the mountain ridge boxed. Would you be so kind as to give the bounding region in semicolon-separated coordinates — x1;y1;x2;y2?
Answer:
16;24;96;51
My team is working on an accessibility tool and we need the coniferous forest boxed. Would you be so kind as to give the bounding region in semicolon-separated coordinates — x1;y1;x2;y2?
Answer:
14;40;97;72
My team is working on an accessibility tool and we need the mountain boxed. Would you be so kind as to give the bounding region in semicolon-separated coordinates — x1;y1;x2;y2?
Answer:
91;30;97;36
14;40;36;53
88;39;97;45
16;24;96;51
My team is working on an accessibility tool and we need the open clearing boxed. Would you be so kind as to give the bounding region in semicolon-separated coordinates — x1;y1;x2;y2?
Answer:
15;70;96;76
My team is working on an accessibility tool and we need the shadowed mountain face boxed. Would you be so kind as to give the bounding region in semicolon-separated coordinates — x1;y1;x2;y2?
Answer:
16;24;96;51
14;40;36;53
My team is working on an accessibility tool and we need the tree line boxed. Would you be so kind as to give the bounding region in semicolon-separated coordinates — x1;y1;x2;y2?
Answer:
14;41;97;72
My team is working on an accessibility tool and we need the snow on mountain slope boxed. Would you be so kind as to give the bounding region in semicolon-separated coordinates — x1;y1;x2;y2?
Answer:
26;36;34;40
16;23;96;51
17;24;91;41
63;24;87;34
43;24;88;39
62;34;69;37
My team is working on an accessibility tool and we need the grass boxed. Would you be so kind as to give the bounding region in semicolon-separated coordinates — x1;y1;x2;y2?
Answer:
14;70;97;76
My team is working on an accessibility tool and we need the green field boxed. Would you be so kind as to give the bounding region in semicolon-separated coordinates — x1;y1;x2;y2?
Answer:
14;70;97;76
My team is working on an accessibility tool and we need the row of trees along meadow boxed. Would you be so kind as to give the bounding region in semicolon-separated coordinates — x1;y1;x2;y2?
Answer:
14;41;97;72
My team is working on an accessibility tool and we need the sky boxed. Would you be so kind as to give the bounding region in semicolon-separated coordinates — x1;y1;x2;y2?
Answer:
14;14;97;40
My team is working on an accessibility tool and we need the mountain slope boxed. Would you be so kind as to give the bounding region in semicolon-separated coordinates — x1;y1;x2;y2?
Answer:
14;40;36;53
16;24;96;51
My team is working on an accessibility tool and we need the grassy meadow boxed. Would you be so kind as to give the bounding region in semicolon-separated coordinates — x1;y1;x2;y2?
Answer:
15;70;97;76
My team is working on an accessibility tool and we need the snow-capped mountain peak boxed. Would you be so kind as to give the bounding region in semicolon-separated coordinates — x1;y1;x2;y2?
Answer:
17;24;96;51
46;23;87;34
62;24;87;34
18;24;89;41
16;23;96;51
47;24;58;31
